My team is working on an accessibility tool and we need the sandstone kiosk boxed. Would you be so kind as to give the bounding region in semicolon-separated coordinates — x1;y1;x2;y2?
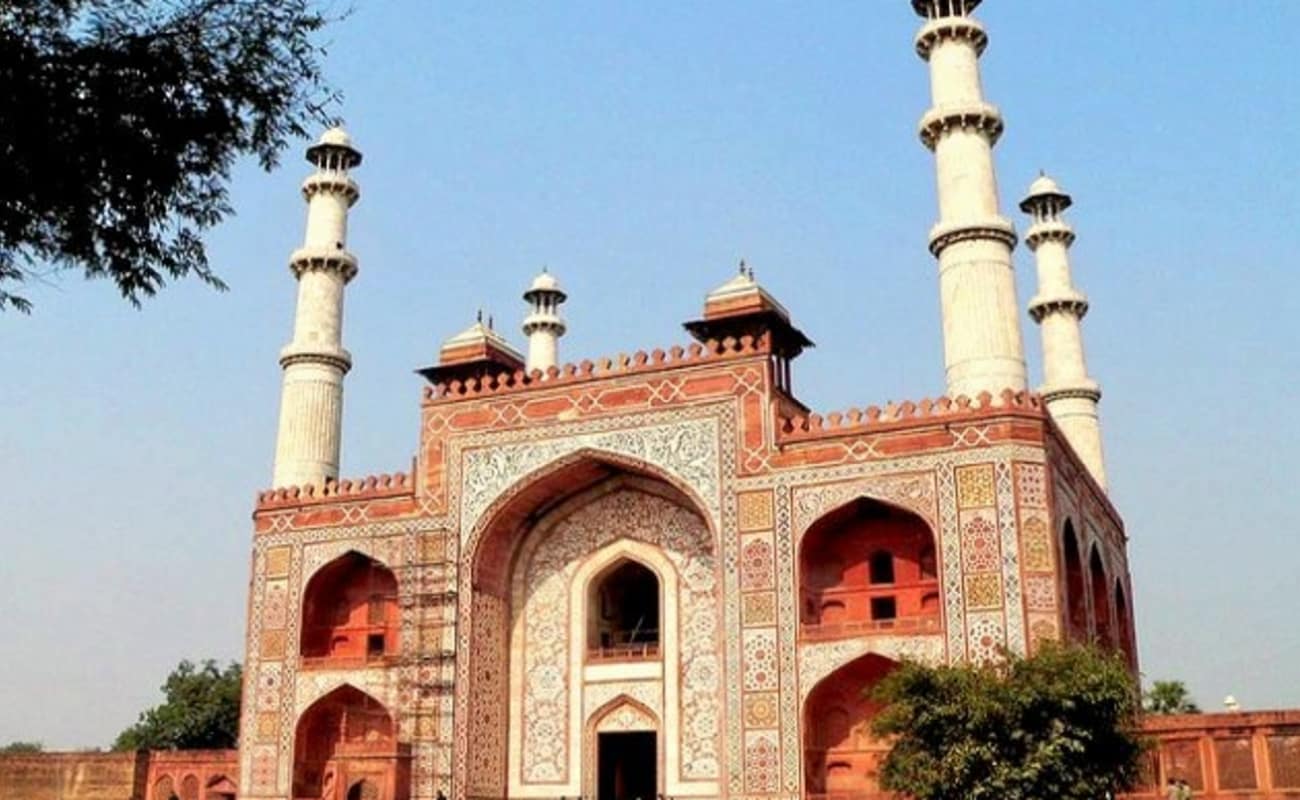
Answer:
271;127;363;488
521;269;568;374
913;0;1027;397
1021;174;1107;489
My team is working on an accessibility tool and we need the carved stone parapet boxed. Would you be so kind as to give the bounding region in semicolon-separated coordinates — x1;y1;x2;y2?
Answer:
289;247;359;283
1041;381;1101;404
914;15;987;60
1024;220;1076;250
301;174;360;205
927;216;1016;257
1028;291;1089;322
278;346;353;373
918;102;1003;150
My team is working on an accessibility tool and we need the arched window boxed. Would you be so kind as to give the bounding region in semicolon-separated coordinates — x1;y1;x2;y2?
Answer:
1062;522;1086;641
799;498;940;636
868;551;895;585
300;552;399;665
1090;546;1114;646
588;559;660;659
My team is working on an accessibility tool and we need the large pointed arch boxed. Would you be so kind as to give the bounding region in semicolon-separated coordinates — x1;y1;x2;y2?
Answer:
1089;545;1114;646
456;452;716;799
299;550;399;665
292;684;396;800
1115;578;1136;667
466;448;715;597
1062;520;1087;641
798;495;943;639
802;652;897;798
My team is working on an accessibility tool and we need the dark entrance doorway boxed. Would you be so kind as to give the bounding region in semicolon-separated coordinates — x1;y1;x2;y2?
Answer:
598;731;656;800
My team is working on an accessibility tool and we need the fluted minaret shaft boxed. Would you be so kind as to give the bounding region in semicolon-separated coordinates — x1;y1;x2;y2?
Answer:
272;129;362;488
912;0;1027;397
1021;176;1106;489
522;271;567;373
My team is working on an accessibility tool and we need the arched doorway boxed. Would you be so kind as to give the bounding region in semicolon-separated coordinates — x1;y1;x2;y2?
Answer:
588;558;661;659
1062;522;1086;641
346;779;379;800
1090;546;1114;646
799;497;941;637
293;685;403;800
300;552;399;666
803;653;897;797
586;698;661;800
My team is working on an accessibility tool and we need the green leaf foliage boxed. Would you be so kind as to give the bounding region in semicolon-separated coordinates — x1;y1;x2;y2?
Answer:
1;741;44;753
0;0;343;312
1143;680;1200;715
113;660;242;751
871;644;1145;800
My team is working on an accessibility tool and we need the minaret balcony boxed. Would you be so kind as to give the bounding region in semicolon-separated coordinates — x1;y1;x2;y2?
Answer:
1025;220;1077;250
1040;380;1102;404
300;174;360;204
914;14;987;60
918;102;1003;150
289;246;359;282
521;313;566;335
926;216;1016;257
278;344;353;373
1028;291;1089;322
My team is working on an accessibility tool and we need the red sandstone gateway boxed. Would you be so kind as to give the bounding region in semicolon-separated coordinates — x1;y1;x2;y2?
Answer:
7;2;1296;800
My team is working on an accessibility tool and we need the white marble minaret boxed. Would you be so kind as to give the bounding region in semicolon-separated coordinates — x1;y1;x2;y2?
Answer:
271;128;362;488
912;0;1027;397
1020;173;1107;489
522;269;567;373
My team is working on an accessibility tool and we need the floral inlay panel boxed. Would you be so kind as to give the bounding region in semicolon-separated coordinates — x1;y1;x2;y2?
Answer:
516;488;720;783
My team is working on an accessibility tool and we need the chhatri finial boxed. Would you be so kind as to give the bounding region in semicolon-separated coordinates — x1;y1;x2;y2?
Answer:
738;258;747;275
476;308;483;324
488;314;494;330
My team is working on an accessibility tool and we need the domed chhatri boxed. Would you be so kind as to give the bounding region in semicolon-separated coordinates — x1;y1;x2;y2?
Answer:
1020;171;1073;212
305;125;363;168
525;268;564;297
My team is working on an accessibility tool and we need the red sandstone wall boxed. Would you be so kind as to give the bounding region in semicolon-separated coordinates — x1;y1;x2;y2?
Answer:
0;752;146;800
1131;711;1300;799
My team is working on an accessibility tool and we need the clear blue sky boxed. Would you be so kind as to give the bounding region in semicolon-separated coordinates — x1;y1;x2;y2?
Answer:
2;2;1297;748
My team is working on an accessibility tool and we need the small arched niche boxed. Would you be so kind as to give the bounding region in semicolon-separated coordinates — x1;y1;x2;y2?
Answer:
799;497;940;637
587;558;661;660
300;551;399;666
153;776;178;800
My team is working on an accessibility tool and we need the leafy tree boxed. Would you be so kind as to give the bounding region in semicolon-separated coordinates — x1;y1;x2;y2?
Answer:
0;0;342;313
871;644;1146;800
113;660;242;751
1;741;44;753
1144;680;1200;715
